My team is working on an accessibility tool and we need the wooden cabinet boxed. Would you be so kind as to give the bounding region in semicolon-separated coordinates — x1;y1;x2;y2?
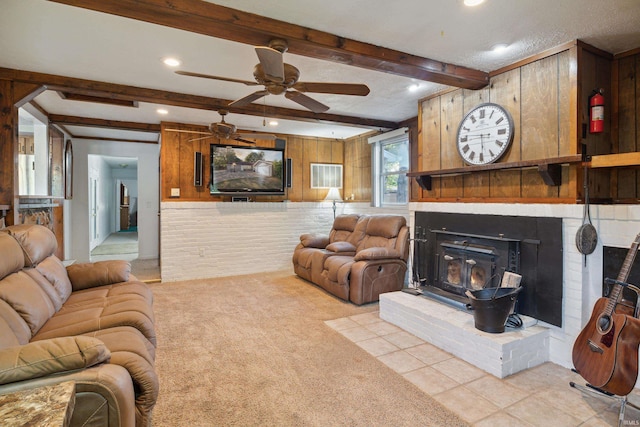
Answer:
120;205;129;231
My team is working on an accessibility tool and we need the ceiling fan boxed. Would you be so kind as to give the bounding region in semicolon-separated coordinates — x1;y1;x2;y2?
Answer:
175;38;370;113
165;110;276;144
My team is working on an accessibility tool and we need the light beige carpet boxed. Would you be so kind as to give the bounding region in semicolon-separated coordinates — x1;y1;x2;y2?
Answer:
150;271;468;426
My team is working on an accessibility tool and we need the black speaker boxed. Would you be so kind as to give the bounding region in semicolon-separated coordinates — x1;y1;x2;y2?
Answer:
275;138;286;150
286;158;292;188
194;152;203;186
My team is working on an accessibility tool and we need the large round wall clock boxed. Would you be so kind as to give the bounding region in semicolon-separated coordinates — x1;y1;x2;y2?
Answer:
456;103;514;165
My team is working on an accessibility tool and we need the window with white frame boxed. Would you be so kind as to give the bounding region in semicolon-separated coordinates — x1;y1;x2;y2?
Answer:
369;128;409;207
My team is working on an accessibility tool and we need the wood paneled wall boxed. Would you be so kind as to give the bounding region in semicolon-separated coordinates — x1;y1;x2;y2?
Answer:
160;123;373;203
411;40;640;204
415;46;581;203
613;48;640;201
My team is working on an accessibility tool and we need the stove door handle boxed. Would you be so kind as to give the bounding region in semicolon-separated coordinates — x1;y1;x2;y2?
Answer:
466;259;477;265
444;255;454;261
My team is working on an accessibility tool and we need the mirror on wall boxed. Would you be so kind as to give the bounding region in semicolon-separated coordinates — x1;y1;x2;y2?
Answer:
18;107;50;196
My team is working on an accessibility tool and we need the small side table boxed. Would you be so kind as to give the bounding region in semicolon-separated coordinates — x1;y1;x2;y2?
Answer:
0;381;75;427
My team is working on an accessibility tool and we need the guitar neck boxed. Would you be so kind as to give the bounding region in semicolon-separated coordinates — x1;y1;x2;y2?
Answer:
607;233;640;308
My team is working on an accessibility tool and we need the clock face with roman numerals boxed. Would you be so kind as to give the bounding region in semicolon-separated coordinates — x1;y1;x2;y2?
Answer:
456;103;514;165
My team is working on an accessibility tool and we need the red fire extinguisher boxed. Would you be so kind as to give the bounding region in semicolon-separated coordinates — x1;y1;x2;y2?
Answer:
589;89;604;134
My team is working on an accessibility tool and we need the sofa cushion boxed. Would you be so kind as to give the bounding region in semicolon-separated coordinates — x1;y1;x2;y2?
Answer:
6;224;57;267
35;255;73;304
0;315;21;349
32;281;156;346
0;299;31;347
0;336;110;385
329;214;361;243
357;215;406;251
0;232;25;280
0;271;56;336
23;268;65;312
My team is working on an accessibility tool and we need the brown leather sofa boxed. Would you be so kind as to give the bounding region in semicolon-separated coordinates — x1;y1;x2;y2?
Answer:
0;224;157;427
293;214;409;304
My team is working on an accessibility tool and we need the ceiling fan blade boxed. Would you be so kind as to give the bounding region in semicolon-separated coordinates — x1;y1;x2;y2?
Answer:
255;46;284;82
292;82;370;96
228;90;270;108
285;91;330;113
175;70;258;86
232;137;257;145
188;135;216;142
236;133;277;140
164;128;210;135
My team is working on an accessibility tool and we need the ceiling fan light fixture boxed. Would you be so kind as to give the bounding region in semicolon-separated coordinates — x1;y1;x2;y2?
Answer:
464;0;485;6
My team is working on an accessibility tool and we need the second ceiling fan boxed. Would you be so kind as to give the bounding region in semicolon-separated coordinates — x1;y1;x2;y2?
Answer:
176;38;370;113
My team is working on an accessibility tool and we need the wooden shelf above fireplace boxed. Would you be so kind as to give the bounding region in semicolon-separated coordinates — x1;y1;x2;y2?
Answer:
408;152;640;192
407;155;583;190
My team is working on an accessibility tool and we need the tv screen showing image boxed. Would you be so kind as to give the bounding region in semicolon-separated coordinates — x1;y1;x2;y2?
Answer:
210;144;285;195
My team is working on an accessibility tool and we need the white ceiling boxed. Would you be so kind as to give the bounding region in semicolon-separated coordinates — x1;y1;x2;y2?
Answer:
1;0;639;141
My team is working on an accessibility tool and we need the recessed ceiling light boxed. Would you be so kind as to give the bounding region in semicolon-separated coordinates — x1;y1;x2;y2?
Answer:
268;120;279;126
408;84;421;92
163;57;181;67
491;43;508;53
157;108;169;115
464;0;485;6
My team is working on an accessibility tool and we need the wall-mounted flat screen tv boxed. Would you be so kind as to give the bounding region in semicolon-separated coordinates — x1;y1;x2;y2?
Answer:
210;144;285;195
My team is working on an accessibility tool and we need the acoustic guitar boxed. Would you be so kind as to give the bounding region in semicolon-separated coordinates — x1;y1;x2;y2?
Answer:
572;233;640;396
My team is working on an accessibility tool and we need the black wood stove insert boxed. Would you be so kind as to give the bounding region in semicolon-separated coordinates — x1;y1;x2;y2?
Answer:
433;230;520;301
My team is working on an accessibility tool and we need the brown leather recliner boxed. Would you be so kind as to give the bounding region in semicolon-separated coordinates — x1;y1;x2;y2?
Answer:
292;214;409;305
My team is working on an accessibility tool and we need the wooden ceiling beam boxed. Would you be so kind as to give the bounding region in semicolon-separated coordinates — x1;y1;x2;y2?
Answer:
49;114;161;132
47;0;489;90
71;135;158;144
0;67;396;130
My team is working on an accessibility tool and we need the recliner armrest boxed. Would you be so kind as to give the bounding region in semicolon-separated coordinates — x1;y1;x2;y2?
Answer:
0;336;110;385
326;241;357;253
66;260;131;291
354;247;403;261
299;234;330;249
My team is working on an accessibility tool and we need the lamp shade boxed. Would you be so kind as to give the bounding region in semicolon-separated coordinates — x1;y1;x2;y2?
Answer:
325;187;342;201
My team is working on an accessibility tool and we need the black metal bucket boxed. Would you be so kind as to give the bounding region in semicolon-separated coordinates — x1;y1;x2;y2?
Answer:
465;287;522;333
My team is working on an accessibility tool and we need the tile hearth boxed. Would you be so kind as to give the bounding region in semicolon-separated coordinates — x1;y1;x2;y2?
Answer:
326;311;640;426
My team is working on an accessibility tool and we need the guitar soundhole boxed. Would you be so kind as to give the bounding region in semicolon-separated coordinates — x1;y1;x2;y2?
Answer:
598;315;611;333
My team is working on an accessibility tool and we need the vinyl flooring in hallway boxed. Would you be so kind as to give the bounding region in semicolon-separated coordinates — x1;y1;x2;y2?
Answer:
90;231;160;282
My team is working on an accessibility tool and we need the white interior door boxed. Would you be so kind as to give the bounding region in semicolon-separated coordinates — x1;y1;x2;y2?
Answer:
89;177;98;246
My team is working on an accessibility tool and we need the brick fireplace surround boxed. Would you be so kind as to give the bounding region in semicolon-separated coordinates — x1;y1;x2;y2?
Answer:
160;201;640;384
402;202;640;382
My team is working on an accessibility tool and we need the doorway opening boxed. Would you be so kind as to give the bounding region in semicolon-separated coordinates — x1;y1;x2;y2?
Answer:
87;155;159;279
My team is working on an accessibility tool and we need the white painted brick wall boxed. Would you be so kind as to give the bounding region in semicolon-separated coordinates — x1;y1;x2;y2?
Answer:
160;201;407;282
